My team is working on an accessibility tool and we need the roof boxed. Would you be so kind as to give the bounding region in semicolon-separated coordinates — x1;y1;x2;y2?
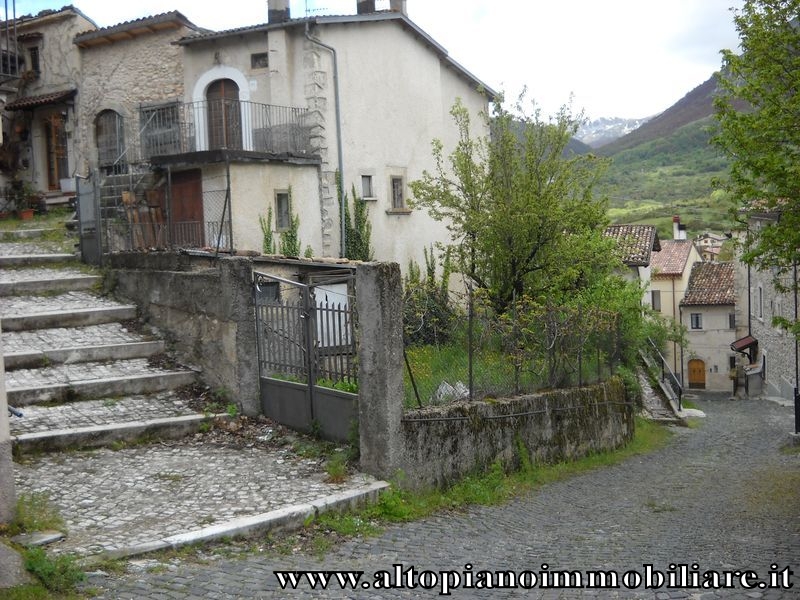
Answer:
74;11;200;48
176;12;498;100
603;224;661;267
650;239;694;277
3;5;96;31
731;335;758;353
681;262;735;306
5;89;77;111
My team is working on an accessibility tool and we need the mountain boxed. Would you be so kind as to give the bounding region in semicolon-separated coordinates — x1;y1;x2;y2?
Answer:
576;117;652;148
599;75;723;156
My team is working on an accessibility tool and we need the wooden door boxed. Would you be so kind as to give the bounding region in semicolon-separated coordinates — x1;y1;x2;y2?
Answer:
688;359;706;389
207;79;241;150
169;169;204;247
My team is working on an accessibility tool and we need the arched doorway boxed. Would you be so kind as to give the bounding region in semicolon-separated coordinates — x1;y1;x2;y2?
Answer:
96;110;127;174
688;359;706;389
207;79;241;150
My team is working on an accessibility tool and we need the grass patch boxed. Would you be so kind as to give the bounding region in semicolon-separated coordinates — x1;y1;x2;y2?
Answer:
1;583;55;600
681;399;699;410
0;493;65;537
22;547;85;594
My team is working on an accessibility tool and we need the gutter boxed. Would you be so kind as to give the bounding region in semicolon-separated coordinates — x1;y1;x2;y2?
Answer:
304;21;346;259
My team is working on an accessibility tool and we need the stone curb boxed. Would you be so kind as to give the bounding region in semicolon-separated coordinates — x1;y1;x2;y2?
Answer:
12;413;226;453
0;306;138;331
4;340;165;370
0;228;58;240
8;370;198;406
80;481;390;565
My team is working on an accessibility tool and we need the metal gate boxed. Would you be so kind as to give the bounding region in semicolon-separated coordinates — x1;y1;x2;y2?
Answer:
254;270;358;440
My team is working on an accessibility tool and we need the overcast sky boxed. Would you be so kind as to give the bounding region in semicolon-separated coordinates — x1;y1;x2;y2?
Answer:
18;0;744;119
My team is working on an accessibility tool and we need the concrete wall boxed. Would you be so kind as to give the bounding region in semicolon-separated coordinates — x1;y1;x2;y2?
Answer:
356;262;635;490
107;252;260;415
0;327;15;523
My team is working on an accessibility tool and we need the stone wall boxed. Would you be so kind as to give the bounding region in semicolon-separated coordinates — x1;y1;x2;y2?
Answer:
399;381;632;490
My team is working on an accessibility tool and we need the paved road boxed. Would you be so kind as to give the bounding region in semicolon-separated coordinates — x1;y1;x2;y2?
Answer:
88;392;799;599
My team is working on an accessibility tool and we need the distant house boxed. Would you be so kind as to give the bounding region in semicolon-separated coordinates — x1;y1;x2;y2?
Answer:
694;231;728;262
602;224;661;298
680;261;737;391
649;238;702;378
0;7;97;203
66;0;495;269
732;209;798;403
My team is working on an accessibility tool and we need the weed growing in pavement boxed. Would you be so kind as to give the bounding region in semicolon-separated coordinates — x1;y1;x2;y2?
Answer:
3;492;65;536
324;450;349;483
22;547;85;593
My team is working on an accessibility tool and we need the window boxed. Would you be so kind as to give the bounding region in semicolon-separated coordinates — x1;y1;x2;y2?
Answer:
361;175;374;199
757;286;763;319
28;46;40;74
729;313;736;330
256;281;279;302
141;103;181;157
729;356;736;370
251;52;269;69
391;176;404;209
690;313;703;330
96;110;127;175
651;290;661;312
275;191;290;231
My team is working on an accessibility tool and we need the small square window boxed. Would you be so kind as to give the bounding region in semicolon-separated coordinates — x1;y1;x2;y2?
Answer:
690;313;703;330
251;52;269;69
361;175;374;199
28;46;40;74
391;176;404;209
275;191;290;231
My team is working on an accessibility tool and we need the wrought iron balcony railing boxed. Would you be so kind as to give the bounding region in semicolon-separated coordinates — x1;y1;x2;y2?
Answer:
140;100;315;160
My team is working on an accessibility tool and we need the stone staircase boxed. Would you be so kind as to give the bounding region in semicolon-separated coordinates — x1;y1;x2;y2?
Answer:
0;222;213;454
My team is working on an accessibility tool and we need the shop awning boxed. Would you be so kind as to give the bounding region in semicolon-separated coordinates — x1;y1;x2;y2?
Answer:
5;89;76;111
731;335;758;353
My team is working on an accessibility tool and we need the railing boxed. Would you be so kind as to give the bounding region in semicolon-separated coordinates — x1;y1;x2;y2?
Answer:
647;338;683;410
140;100;315;159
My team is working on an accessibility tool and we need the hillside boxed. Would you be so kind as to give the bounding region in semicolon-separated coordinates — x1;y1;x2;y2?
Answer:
599;75;720;156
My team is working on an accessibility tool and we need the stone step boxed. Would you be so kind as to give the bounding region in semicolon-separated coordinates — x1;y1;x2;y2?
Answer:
5;358;198;406
0;291;137;331
0;228;62;241
0;253;77;268
9;392;222;453
4;340;165;370
0;267;101;296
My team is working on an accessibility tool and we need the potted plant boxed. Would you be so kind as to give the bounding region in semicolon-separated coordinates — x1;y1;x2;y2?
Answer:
9;179;39;220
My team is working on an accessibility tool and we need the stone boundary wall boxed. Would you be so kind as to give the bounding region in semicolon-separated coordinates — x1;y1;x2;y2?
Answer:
355;262;635;490
399;380;633;490
0;327;15;523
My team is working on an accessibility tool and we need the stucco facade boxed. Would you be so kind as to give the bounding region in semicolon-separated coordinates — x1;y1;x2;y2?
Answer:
177;10;492;267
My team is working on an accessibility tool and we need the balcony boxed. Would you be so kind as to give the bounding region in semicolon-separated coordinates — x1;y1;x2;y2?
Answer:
140;100;315;161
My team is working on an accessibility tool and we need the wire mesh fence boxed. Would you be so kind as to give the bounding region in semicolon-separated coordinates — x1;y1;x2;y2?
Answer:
404;286;622;408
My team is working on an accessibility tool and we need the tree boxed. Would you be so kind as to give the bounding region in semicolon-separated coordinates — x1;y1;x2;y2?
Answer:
410;95;615;313
337;176;374;262
713;0;800;309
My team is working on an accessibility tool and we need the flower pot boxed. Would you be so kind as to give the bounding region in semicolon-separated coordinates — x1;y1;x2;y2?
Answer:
18;208;34;220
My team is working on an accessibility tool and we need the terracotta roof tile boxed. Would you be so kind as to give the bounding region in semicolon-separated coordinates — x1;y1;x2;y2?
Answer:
681;262;735;306
603;224;660;267
5;89;76;111
650;239;694;277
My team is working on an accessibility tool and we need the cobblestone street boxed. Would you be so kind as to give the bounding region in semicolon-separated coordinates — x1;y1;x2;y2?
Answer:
89;393;800;599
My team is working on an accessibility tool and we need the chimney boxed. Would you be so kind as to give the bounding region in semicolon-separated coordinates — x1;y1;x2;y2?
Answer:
268;0;290;24
357;0;376;14
672;215;687;240
389;0;407;15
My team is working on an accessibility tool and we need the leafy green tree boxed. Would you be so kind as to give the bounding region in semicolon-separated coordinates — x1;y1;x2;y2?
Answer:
259;206;276;254
713;0;800;318
410;96;615;313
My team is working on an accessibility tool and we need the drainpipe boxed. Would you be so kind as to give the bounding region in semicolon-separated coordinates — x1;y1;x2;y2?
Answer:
305;22;346;258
